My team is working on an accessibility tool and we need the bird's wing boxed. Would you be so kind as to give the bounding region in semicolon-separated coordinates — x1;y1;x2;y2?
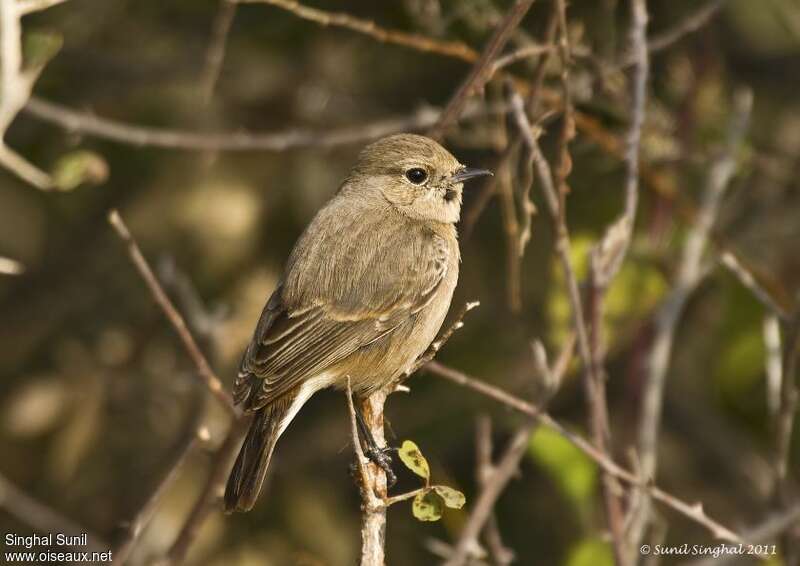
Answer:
233;222;451;411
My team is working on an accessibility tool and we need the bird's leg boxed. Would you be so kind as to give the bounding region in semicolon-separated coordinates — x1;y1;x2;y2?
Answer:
354;402;397;487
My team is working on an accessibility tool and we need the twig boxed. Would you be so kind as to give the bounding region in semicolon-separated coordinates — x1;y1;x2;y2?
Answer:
646;0;726;57
720;251;791;320
234;0;478;62
108;209;236;415
162;417;250;566
424;361;745;544
0;472;107;554
628;88;752;555
24;96;501;152
474;418;515;566
444;341;568;566
200;0;237;105
687;504;800;566
493;113;523;312
346;379;388;566
114;422;203;564
429;0;534;140
444;424;536;566
0;0;54;188
489;44;552;78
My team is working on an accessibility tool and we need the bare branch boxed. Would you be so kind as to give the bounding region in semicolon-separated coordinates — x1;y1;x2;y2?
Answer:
200;0;237;105
234;0;478;62
647;0;727;56
24;96;502;152
720;251;791;320
0;0;54;188
108;209;237;415
424;361;746;544
429;0;534;139
444;423;536;566
628;88;752;553
162;417;250;566
346;379;388;566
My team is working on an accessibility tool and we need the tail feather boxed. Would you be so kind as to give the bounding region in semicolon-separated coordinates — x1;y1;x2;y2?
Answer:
224;390;298;513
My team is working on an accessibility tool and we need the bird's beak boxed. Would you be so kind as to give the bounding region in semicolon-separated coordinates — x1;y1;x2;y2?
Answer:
451;167;493;183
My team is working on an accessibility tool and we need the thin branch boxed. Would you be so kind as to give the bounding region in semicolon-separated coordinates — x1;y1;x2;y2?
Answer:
687;504;800;566
0;471;108;554
24;96;501;152
646;0;726;56
720;250;791;320
443;423;536;566
424;361;745;544
444;339;568;566
200;0;237;105
234;0;478;62
0;0;54;188
346;379;388;566
114;423;203;564
108;209;237;415
475;418;515;566
628;88;752;554
163;417;250;566
489;43;552;78
429;0;534;140
579;2;650;563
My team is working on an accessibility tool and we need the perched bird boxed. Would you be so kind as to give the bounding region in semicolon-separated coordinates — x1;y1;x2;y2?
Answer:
224;133;491;512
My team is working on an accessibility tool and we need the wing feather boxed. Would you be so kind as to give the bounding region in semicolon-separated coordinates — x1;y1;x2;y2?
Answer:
235;205;451;411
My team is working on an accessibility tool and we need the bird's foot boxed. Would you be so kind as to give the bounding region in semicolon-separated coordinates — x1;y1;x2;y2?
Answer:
364;445;397;487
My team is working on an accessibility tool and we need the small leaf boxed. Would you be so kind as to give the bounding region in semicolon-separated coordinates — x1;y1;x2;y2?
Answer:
432;485;465;509
52;151;109;191
412;489;442;522
398;439;430;480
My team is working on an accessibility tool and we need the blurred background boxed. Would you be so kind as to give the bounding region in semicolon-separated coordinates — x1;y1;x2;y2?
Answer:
1;0;799;564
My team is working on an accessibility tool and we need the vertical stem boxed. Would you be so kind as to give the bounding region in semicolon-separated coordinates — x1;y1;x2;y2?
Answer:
358;389;389;566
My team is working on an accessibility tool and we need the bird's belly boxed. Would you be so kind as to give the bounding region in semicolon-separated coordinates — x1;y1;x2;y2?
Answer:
335;264;458;395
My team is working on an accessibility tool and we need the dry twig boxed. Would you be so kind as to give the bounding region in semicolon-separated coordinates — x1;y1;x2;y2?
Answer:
429;0;534;140
108;210;236;414
24;96;500;152
424;361;745;544
628;88;752;555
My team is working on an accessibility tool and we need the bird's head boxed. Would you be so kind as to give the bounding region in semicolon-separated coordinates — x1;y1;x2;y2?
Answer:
344;133;492;224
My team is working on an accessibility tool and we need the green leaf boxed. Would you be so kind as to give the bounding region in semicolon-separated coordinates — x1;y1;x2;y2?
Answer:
432;485;465;509
564;538;613;566
412;489;442;522
529;426;597;517
398;439;430;480
52;151;109;191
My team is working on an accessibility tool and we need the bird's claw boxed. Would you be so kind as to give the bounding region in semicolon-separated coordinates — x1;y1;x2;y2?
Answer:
365;445;397;487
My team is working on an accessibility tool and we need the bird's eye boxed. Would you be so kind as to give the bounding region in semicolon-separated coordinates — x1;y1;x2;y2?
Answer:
405;167;428;185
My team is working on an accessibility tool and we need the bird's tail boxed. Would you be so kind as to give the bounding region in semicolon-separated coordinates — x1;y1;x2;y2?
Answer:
224;390;298;513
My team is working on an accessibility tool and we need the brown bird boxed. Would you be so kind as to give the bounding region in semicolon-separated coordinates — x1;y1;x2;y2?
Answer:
224;133;491;512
